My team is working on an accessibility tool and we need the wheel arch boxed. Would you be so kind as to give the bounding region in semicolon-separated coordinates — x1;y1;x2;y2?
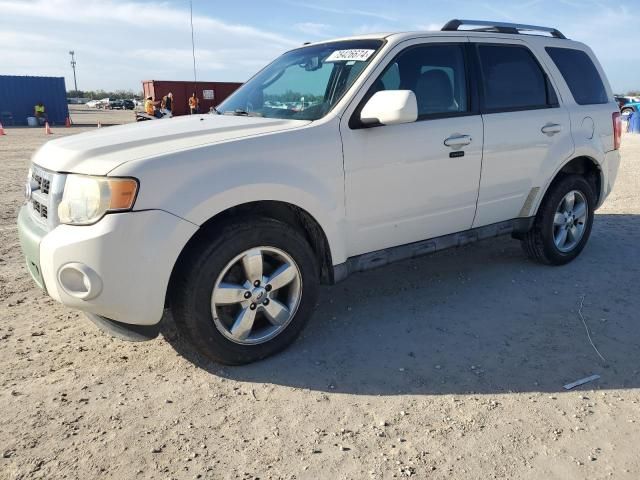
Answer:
532;155;603;216
166;200;337;308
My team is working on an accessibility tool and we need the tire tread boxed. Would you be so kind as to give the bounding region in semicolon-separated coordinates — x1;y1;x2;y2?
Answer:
171;216;318;365
521;174;595;266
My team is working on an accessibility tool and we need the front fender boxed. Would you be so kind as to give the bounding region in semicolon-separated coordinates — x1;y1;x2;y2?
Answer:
183;178;347;266
109;122;348;265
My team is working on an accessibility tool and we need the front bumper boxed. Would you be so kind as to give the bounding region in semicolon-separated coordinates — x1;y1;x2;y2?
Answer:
17;207;48;289
17;206;198;326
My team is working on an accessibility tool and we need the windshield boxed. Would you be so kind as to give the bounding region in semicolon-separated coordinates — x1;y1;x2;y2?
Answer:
218;40;384;121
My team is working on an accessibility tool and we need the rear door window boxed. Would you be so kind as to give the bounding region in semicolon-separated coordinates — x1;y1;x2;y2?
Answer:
545;47;608;105
477;44;556;112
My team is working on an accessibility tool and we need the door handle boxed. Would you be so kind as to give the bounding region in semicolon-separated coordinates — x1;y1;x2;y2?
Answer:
541;123;562;136
444;134;472;147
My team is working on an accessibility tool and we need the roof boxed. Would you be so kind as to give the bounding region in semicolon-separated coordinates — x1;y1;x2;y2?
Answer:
302;20;574;48
306;29;575;45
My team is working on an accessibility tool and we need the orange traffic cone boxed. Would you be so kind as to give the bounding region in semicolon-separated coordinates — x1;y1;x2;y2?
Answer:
0;122;6;136
97;121;102;128
65;117;71;128
44;122;53;135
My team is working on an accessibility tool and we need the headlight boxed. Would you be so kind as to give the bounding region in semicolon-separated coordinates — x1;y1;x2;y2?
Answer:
58;175;138;225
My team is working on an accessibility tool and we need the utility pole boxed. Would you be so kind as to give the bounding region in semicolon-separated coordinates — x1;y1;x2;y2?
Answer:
190;1;197;102
69;51;78;98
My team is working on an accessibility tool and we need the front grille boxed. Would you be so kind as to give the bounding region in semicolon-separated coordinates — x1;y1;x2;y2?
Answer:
32;200;48;219
33;173;51;194
27;165;65;230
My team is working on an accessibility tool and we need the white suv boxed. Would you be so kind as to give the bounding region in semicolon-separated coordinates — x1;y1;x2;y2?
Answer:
18;20;622;364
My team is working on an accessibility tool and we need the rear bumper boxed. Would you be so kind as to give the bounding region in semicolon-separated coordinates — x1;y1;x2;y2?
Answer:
18;206;198;326
599;149;621;207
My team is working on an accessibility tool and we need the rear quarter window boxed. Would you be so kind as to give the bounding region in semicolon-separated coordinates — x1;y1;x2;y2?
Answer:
545;47;608;105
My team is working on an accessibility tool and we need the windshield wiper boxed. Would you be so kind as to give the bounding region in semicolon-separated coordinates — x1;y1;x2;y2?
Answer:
224;109;261;117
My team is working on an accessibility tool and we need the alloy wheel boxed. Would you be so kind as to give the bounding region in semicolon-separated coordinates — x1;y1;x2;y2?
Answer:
553;190;588;253
211;247;303;345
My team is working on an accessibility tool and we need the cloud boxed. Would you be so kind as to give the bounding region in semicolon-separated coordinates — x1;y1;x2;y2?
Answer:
1;0;637;93
293;22;332;37
0;0;301;90
282;1;397;22
479;2;517;22
352;24;393;35
415;23;445;32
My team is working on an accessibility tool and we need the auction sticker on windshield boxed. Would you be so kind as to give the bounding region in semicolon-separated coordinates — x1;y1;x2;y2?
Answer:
326;49;375;62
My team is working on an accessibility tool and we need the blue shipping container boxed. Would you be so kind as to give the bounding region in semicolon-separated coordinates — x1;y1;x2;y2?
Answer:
0;75;69;126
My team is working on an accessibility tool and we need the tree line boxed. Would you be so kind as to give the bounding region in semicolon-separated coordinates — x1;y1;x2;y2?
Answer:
67;89;143;100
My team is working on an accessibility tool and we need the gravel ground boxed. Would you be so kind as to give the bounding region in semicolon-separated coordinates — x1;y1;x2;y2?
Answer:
68;105;137;126
1;125;639;480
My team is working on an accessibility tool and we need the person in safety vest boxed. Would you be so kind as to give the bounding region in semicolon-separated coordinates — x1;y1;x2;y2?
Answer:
145;96;162;118
188;93;199;115
34;102;47;125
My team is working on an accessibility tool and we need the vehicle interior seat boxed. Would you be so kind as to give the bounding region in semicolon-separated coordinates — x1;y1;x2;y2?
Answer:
415;69;456;114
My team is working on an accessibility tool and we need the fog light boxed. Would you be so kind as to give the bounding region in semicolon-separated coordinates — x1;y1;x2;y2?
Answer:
57;263;103;300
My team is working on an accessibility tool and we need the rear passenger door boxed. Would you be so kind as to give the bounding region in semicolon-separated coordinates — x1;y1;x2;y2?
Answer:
470;38;574;228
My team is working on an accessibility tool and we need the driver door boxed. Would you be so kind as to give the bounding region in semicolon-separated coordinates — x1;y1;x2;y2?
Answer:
340;38;483;257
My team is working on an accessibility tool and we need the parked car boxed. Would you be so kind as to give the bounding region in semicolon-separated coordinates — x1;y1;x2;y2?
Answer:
18;20;621;365
108;99;135;110
86;98;110;109
615;96;640;117
621;102;640;117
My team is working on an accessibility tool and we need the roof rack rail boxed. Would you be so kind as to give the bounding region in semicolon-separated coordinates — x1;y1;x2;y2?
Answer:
441;19;567;39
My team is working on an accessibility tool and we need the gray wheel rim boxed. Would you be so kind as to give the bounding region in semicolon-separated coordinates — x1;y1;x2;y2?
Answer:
553;190;588;253
211;247;302;345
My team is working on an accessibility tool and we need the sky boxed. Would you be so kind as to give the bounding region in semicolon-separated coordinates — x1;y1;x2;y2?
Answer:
0;0;638;93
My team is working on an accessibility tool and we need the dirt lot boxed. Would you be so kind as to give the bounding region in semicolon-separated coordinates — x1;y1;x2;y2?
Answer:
1;125;639;480
68;104;137;126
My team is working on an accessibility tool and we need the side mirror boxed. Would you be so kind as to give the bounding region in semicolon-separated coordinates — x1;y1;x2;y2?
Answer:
360;90;418;126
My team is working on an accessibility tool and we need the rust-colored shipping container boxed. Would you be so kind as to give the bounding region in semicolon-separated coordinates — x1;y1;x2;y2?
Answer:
142;80;243;116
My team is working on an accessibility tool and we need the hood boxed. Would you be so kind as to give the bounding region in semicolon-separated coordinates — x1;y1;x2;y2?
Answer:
32;114;310;175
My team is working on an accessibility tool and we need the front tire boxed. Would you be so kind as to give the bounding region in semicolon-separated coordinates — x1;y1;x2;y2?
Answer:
521;175;595;265
172;217;319;365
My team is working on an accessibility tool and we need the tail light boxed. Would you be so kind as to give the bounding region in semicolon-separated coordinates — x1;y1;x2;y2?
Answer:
613;112;622;150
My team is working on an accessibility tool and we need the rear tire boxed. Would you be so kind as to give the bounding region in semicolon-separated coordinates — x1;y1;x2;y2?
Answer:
172;217;319;365
521;175;595;265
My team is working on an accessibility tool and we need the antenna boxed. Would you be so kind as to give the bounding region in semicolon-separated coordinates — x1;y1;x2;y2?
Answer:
190;1;197;92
